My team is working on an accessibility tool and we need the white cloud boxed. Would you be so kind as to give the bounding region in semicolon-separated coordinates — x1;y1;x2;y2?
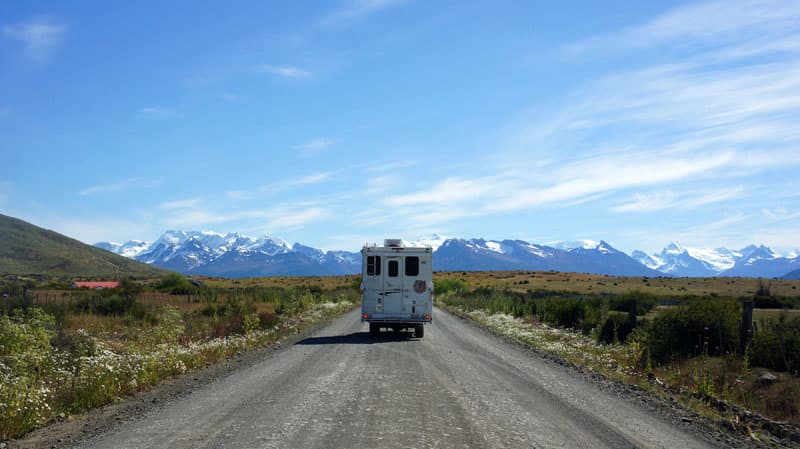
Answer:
2;19;66;63
136;106;176;120
490;151;733;212
366;160;418;172
79;178;161;196
158;198;202;210
256;64;311;79
226;172;331;200
762;207;800;221
7;212;155;245
564;0;800;56
266;207;329;229
321;0;406;27
292;138;336;154
623;213;750;251
386;177;508;207
365;174;395;194
613;186;746;212
163;205;329;232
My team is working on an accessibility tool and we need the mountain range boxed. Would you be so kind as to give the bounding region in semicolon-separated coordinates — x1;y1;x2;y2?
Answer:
97;231;360;277
95;230;799;279
631;242;800;278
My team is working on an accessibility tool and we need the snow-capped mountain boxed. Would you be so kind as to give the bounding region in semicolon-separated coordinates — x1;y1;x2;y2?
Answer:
546;240;607;252
95;240;150;258
433;238;660;276
632;242;798;278
404;234;448;251
96;231;358;277
631;250;663;270
723;245;799;278
97;231;799;278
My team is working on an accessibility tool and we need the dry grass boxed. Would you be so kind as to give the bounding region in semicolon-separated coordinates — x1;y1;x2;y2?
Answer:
195;275;359;290
433;270;800;297
655;356;800;425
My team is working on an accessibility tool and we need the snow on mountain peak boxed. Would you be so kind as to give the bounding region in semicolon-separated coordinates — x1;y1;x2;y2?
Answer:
404;234;449;251
484;241;505;254
664;241;685;254
546;240;602;251
683;246;737;272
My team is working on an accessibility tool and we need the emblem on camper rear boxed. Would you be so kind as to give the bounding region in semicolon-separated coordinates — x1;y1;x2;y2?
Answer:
413;280;427;294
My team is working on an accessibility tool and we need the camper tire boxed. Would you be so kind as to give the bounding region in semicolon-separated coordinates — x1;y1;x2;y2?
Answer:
415;325;424;338
369;323;379;337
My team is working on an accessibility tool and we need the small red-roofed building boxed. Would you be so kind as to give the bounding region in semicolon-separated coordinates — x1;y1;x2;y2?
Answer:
72;281;120;289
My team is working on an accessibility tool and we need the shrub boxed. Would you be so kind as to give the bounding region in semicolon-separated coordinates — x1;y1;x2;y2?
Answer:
608;291;658;316
597;311;636;344
748;314;800;374
155;273;196;295
647;298;740;364
435;278;468;295
536;297;584;328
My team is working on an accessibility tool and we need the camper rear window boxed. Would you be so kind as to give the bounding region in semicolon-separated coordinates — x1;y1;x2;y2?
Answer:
367;256;381;276
405;256;419;276
388;260;399;277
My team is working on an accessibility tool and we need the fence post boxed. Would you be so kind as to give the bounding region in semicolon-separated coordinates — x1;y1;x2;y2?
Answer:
740;299;753;355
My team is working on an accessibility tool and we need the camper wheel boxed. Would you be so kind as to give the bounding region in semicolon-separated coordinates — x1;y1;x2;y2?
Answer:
369;323;379;337
414;325;424;338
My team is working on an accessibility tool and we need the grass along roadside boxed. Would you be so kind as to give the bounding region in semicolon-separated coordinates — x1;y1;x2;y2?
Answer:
439;302;800;446
0;282;357;441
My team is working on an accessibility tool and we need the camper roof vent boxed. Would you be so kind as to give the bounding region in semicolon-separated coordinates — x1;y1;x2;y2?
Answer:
384;238;403;247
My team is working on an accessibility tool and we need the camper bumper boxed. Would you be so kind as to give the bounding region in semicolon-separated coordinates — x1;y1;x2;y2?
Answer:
361;313;432;323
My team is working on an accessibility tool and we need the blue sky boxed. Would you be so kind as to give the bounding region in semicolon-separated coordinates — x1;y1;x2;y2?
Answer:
1;0;799;254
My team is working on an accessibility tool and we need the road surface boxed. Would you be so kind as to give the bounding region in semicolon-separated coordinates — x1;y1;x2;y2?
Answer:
74;307;722;449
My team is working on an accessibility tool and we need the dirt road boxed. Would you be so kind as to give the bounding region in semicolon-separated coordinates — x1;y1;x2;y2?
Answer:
71;308;727;449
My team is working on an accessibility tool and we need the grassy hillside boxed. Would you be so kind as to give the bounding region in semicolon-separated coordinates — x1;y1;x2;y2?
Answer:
0;213;165;278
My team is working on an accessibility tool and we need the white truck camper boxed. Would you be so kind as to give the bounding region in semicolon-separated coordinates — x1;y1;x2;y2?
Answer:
361;239;433;338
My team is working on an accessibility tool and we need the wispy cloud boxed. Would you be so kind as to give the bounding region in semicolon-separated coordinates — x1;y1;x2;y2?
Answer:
2;18;66;63
365;174;395;194
136;106;176;121
256;64;312;79
79;178;160;196
613;186;746;212
158;198;202;210
293;138;336;155
622;212;750;251
381;151;734;224
762;207;800;222
359;0;800;234
163;205;329;232
321;0;407;27
266;206;329;229
563;0;800;56
226;172;331;200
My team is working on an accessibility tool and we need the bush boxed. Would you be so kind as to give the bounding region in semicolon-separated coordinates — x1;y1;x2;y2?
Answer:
597;311;636;344
609;291;658;316
536;297;584;328
748;314;800;374
647;298;740;364
155;273;196;295
435;278;467;294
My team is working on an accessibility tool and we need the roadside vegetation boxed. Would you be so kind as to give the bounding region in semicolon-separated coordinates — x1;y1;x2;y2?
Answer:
436;275;800;441
0;274;357;440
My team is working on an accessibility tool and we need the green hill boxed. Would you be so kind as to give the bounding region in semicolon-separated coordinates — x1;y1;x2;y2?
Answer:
0;213;165;278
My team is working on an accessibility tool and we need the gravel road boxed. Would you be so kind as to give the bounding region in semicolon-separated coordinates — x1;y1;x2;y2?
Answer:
71;307;725;449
